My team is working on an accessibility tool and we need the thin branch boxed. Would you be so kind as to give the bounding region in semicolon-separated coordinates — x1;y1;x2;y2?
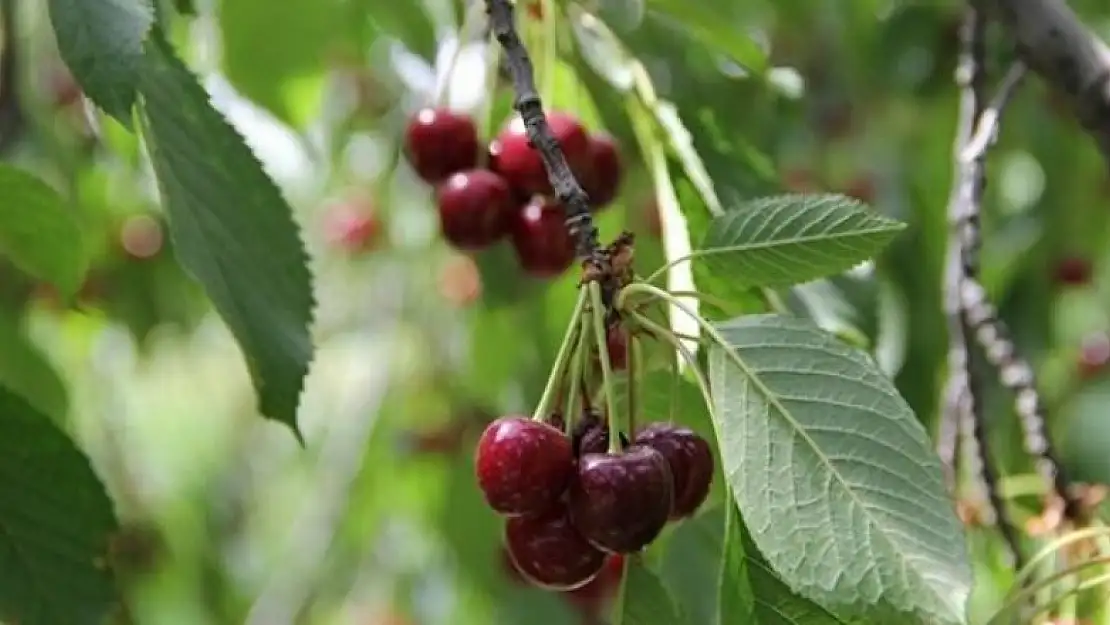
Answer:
941;4;1024;566
960;62;1027;163
982;0;1110;168
483;0;601;264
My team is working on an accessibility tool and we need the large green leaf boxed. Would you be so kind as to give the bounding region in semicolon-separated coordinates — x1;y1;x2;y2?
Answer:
48;0;153;124
0;309;68;421
707;314;970;624
137;37;315;435
0;166;87;297
0;385;118;625
615;558;687;625
696;194;904;290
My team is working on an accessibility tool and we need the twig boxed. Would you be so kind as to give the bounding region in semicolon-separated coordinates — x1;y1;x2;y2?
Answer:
960;62;1027;163
0;0;25;155
483;0;602;265
941;5;1024;566
981;0;1110;168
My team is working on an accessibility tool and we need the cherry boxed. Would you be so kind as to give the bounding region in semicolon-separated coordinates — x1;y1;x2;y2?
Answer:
475;416;574;516
1055;256;1093;286
510;197;576;277
490;112;590;196
119;215;164;259
324;199;381;252
572;410;609;457
438;254;483;307
568;446;674;553
504;504;606;590
404;108;480;183
605;326;628;371
436;170;514;251
577;133;622;210
843;176;876;203
634;423;714;519
1078;332;1110;379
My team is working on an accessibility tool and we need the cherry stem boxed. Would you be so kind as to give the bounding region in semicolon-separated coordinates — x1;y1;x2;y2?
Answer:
483;0;601;262
563;311;590;435
589;282;621;454
532;288;589;421
628;311;716;421
628;333;639;438
985;555;1110;625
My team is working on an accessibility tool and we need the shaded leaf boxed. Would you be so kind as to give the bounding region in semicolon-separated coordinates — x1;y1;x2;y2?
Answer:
0;166;87;296
48;0;154;123
0;385;118;625
707;314;971;625
615;558;687;625
0;308;68;421
646;0;768;73
137;36;315;435
696;194;904;289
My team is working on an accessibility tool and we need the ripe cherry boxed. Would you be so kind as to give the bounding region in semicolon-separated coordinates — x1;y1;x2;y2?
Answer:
324;200;381;252
436;170;514;251
475;416;573;516
634;423;714;519
404;108;480;183
1078;332;1110;379
568;446;674;553
504;505;607;590
1055;256;1093;286
579;133;622;209
510;197;576;278
120;215;165;259
605;326;628;371
490;112;590;196
572;410;609;457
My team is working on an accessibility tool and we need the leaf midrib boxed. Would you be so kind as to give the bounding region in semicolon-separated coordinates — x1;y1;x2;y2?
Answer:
699;223;904;260
713;330;953;618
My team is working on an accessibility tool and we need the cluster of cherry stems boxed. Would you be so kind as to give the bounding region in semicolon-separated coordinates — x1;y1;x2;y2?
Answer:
403;107;621;277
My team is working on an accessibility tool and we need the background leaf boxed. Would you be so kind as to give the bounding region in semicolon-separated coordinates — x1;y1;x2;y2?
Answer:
696;194;904;289
707;314;971;625
137;36;315;434
616;558;687;625
0;166;87;296
0;385;118;625
48;0;154;123
0;308;68;421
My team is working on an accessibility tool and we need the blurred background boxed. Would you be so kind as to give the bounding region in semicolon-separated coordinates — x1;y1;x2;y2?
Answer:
6;0;1110;623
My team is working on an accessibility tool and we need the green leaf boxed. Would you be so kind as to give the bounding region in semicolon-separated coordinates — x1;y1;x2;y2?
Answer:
707;314;971;625
137;37;315;435
696;194;905;289
48;0;154;124
615;558;687;625
645;0;768;73
0;385;119;625
0;166;87;296
0;309;68;421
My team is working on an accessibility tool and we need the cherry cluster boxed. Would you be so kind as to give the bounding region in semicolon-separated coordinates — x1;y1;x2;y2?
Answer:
403;108;621;278
475;410;712;591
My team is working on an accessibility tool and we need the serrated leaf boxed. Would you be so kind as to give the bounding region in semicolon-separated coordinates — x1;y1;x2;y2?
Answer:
48;0;154;123
137;37;315;435
615;558;687;625
696;194;904;289
707;314;971;625
0;385;118;625
0;166;87;296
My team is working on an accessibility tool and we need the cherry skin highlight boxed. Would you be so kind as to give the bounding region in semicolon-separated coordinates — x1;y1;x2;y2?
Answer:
404;108;479;183
475;416;574;516
634;423;714;519
504;505;607;590
510;197;576;278
436;170;514;251
568;446;674;553
489;112;590;196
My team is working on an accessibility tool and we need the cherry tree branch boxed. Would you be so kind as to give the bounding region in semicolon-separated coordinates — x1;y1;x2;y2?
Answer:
483;0;602;264
941;5;1023;566
982;0;1110;167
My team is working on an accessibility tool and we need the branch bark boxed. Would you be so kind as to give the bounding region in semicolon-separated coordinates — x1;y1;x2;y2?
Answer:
983;0;1110;165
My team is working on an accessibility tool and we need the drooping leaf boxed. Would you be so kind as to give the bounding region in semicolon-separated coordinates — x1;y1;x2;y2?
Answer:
615;558;687;625
0;308;68;421
707;314;971;625
0;166;87;296
47;0;154;124
696;194;904;290
645;0;768;73
0;385;118;625
137;36;315;435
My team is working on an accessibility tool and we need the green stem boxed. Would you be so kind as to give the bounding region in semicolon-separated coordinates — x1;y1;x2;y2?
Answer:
532;289;589;421
563;309;591;434
628;333;640;437
643;253;697;285
629;312;715;418
590;283;621;453
759;287;791;315
1011;526;1110;591
985;555;1110;625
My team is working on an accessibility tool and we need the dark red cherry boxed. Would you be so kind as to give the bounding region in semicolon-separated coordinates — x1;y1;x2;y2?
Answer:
579;133;622;209
605;326;628;371
568;446;673;553
436;170;514;250
504;505;607;590
634;423;714;519
475;416;574;516
1055;256;1093;286
509;197;576;278
489;112;590;196
572;410;609;457
404;107;479;183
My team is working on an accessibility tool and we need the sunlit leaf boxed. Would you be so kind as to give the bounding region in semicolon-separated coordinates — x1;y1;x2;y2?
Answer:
0;166;87;296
